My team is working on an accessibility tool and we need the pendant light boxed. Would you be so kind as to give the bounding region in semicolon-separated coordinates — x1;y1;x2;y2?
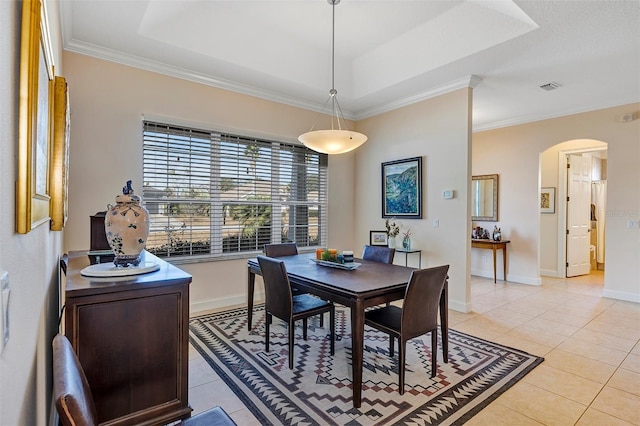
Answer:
298;0;367;155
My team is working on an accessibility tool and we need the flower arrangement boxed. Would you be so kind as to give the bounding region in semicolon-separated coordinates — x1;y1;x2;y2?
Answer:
385;219;400;237
402;229;412;242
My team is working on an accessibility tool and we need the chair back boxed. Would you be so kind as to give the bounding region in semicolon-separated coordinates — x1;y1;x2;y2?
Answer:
264;243;298;257
401;265;449;339
362;245;395;264
257;255;293;320
52;334;98;426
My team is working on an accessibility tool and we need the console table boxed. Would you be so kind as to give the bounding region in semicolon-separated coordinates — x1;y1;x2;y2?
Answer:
64;250;193;425
471;239;510;283
395;248;422;268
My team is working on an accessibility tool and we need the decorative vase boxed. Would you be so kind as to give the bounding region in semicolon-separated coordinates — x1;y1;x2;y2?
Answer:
105;180;150;266
388;236;396;248
402;238;411;251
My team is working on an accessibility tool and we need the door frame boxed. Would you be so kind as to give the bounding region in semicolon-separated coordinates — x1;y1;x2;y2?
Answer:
556;146;607;277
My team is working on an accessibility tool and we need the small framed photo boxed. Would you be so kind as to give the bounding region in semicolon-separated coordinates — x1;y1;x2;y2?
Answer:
540;187;556;214
370;230;388;246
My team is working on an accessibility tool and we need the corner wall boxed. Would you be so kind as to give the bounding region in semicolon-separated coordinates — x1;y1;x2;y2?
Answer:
0;1;65;424
473;104;640;302
355;88;473;312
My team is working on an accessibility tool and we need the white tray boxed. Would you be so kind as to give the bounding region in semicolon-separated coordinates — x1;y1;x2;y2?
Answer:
310;259;361;270
81;261;160;277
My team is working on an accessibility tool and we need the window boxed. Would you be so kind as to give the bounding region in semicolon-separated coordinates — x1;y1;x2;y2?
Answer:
143;121;328;260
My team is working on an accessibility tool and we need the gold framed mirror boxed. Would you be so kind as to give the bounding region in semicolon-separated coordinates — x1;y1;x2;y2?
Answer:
471;174;498;221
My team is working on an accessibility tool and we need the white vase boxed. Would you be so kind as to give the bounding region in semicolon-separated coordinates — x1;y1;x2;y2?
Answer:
388;236;396;248
105;181;150;266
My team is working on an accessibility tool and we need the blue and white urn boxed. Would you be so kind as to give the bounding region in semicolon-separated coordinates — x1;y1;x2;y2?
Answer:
105;180;150;266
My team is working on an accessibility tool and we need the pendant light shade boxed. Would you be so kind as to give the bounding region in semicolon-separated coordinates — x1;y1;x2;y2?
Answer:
298;0;367;155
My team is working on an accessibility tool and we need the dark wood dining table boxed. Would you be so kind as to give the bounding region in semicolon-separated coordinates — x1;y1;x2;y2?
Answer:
247;254;449;408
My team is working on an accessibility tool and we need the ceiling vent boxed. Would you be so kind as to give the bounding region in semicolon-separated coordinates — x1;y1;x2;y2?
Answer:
539;81;561;91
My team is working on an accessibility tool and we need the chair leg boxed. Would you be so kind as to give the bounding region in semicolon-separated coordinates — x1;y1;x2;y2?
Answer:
265;313;271;352
319;313;324;327
303;318;308;340
399;338;406;395
288;322;295;369
389;335;395;357
431;329;437;377
329;306;335;355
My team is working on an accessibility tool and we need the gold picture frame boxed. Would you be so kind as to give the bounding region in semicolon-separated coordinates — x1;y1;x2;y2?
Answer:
17;0;55;234
50;76;70;231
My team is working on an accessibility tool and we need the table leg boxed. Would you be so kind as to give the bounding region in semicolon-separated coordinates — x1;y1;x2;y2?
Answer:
247;270;255;331
492;246;497;283
439;280;449;363
350;299;364;408
502;245;507;281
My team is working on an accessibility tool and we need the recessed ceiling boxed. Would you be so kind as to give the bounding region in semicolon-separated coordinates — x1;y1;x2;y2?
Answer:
61;0;640;131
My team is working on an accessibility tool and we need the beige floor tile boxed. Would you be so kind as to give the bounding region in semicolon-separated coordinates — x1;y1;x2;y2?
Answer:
556;337;629;366
543;349;616;383
464;402;543;425
189;379;247;417
608;368;640;397
620;353;640;374
189;356;221;387
226;407;262;426
521;316;580;337
522;364;603;406
570;328;638;352
584;319;640;341
492;334;554;357
590;386;640;424
632;342;640;355
509;324;568;348
496;381;586;425
576;408;635;426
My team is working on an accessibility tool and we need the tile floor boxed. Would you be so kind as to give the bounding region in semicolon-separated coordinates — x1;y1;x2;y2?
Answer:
187;271;640;425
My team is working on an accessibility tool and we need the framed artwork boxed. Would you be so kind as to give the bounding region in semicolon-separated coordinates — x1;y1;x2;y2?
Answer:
382;156;422;219
17;0;55;233
540;187;556;214
369;231;388;246
50;76;70;231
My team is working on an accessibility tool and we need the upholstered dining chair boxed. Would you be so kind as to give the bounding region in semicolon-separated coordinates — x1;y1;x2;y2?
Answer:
52;334;237;426
257;255;335;369
362;245;395;264
364;264;450;394
263;243;324;326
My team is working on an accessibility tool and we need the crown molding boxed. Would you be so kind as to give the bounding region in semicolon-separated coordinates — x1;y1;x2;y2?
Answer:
354;75;483;121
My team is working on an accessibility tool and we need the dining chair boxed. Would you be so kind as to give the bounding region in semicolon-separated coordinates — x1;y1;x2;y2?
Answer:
362;245;395;264
364;264;449;394
257;255;335;369
52;334;237;426
264;243;324;327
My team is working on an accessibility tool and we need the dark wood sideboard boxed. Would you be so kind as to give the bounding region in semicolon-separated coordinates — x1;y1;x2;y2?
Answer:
64;250;192;425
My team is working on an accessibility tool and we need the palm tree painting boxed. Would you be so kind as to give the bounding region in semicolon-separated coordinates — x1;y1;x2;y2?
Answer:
382;157;422;219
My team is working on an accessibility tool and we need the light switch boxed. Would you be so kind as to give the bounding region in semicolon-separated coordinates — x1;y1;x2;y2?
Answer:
433;219;439;228
442;190;454;199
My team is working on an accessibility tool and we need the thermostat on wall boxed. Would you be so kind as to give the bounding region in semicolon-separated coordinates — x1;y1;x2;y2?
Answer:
443;190;454;199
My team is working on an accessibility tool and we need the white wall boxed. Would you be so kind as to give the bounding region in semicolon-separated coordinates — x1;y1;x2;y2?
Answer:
474;105;640;302
355;88;473;312
0;1;64;424
62;52;357;313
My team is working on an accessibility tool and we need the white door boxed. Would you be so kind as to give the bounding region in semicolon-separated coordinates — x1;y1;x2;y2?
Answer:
566;154;591;277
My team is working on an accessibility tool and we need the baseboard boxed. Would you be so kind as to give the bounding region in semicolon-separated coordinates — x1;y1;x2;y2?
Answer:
448;299;472;313
602;289;640;303
540;269;560;277
191;291;264;316
471;269;541;286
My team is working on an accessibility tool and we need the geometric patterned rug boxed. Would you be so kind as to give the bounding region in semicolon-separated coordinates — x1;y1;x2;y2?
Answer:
189;305;544;426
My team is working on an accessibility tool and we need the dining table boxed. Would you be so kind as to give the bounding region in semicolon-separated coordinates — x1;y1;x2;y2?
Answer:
246;254;449;408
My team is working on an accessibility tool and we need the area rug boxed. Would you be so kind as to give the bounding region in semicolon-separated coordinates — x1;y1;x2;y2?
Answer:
189;306;543;426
